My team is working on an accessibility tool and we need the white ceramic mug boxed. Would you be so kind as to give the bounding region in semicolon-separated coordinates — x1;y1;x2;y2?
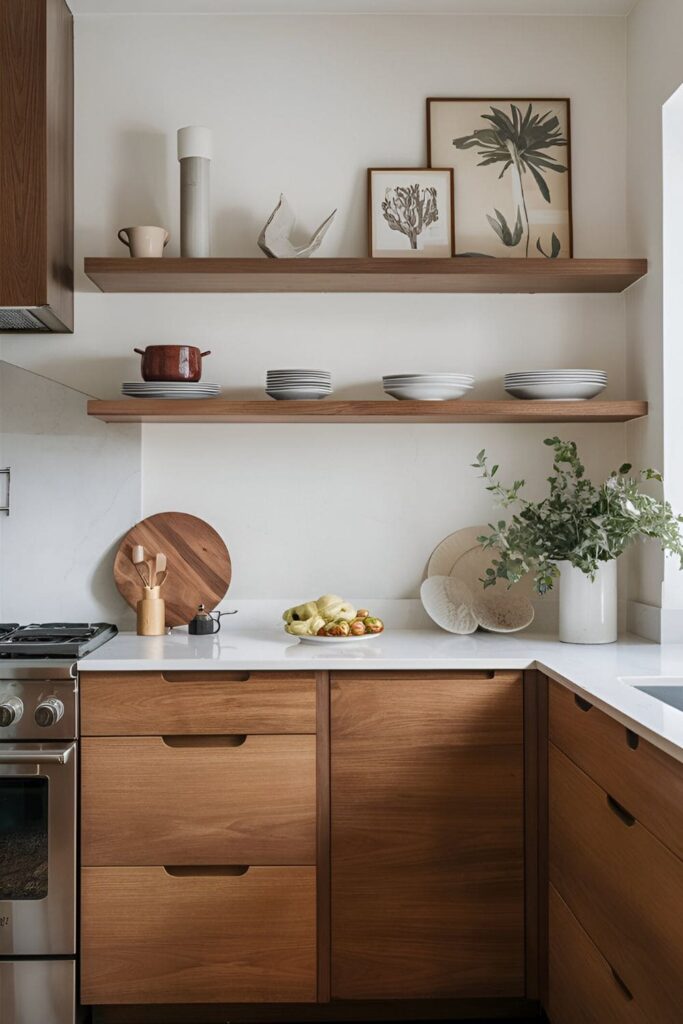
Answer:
118;225;169;258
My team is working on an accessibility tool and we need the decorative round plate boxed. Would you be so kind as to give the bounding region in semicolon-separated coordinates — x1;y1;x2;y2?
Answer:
427;525;535;599
114;511;231;627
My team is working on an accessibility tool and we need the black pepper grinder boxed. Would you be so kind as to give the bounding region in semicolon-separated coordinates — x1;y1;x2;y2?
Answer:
188;604;222;635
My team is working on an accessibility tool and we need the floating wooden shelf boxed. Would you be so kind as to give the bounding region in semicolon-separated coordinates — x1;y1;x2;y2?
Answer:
87;399;648;425
83;257;647;294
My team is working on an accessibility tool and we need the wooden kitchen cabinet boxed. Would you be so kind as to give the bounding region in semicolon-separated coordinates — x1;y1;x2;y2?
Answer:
81;865;317;1004
79;670;321;1006
330;671;525;1000
547;678;683;1024
547;885;648;1024
79;670;317;735
549;679;683;860
81;734;316;866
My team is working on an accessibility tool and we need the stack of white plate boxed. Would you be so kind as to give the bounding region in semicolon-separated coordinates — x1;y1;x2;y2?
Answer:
266;369;332;401
504;369;607;401
383;373;474;401
121;381;222;399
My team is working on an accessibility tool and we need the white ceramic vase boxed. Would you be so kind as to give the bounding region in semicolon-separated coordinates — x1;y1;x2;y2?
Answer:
558;559;617;644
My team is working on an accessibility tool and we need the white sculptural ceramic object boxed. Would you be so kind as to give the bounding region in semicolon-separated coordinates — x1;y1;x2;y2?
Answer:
258;194;336;258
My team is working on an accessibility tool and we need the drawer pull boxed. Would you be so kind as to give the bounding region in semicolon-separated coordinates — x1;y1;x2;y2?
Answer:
607;794;636;828
162;735;247;748
625;728;640;750
610;965;634;1001
161;671;251;683
164;865;250;877
574;694;593;713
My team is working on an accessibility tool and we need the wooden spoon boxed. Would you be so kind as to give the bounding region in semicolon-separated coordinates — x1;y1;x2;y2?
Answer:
153;553;167;590
131;544;150;588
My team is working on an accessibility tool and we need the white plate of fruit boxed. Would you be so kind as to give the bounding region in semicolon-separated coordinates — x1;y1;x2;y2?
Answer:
283;595;384;643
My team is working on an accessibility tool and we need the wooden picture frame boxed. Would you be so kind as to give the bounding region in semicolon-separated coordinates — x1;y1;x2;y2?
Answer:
427;98;573;258
367;167;455;258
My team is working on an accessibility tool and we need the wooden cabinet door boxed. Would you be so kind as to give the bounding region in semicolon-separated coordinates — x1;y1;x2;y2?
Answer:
330;671;525;1000
549;742;683;1024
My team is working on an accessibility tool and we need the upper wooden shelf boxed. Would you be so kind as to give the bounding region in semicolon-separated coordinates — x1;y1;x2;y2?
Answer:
83;257;648;294
87;399;648;424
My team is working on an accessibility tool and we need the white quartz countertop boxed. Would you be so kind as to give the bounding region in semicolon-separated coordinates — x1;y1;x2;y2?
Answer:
79;627;683;763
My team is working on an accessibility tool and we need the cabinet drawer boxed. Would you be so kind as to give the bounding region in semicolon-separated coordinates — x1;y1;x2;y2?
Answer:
549;678;683;860
81;735;316;866
80;671;316;735
548;885;648;1024
549;742;683;1024
81;866;317;1004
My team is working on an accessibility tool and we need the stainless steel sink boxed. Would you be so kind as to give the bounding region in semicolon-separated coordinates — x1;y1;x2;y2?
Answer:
621;676;683;712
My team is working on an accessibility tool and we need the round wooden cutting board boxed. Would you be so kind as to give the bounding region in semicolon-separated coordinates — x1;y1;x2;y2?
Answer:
114;512;232;627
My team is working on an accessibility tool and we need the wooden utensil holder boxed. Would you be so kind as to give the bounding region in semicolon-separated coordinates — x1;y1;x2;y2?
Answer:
137;586;166;636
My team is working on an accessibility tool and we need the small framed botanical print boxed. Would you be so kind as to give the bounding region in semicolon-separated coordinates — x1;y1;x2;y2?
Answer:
367;167;455;258
427;98;572;258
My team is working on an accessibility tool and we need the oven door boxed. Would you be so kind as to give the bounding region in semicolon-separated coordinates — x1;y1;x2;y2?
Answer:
0;743;76;956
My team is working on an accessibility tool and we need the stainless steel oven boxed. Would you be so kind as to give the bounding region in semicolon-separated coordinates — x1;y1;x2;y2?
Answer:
0;664;77;1024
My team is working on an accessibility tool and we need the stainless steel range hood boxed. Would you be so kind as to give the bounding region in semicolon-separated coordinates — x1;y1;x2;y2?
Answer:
0;0;74;333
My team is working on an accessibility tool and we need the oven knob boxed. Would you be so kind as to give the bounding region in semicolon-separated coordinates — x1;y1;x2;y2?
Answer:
0;697;23;727
34;698;65;728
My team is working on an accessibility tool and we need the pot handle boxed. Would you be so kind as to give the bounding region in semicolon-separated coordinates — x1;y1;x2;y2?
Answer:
134;348;145;356
201;350;212;358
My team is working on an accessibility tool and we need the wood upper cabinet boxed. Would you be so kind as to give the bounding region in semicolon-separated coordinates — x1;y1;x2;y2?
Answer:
330;671;525;1000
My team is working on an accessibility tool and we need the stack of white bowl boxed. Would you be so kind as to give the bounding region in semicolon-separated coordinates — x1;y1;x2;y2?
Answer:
383;373;474;401
266;369;332;401
504;369;607;401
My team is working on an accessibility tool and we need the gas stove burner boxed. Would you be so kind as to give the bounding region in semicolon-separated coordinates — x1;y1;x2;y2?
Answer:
0;622;117;659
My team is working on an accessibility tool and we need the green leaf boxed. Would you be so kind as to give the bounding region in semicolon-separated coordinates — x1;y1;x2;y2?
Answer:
486;213;507;244
527;162;551;202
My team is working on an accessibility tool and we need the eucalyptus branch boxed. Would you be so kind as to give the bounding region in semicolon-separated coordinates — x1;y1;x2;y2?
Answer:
472;437;683;595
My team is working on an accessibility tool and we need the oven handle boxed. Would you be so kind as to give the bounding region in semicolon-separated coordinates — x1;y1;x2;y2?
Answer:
0;742;75;765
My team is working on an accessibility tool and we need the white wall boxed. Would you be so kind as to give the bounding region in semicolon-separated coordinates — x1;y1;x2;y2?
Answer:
1;13;631;611
626;0;683;635
0;362;141;624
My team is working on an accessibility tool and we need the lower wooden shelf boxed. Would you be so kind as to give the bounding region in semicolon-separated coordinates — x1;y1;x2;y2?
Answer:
87;399;648;424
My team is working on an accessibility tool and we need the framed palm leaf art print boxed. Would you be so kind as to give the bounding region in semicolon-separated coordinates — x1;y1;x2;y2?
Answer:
427;98;572;258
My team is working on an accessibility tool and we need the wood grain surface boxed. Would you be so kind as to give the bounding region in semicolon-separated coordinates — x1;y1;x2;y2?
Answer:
79;671;316;735
83;256;647;294
81;866;317;1004
549;742;683;1024
113;511;231;626
0;0;73;331
549;679;683;861
548;885;648;1024
81;735;316;866
330;672;525;1000
88;398;648;425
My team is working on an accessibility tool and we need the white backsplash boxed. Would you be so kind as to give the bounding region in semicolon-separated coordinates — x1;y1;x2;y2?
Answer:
0;362;141;624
